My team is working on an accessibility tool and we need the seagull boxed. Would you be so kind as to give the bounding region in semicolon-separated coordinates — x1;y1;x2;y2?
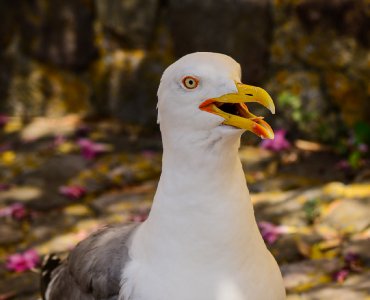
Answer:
41;52;286;300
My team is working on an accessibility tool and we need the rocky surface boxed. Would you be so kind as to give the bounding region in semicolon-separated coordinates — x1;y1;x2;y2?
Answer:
95;0;159;49
166;0;272;84
267;0;370;141
18;0;96;69
1;0;369;139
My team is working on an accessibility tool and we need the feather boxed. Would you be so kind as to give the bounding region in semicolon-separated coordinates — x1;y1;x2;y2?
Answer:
44;224;138;300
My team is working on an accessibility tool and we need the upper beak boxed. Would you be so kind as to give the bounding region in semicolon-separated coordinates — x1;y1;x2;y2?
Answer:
199;82;275;139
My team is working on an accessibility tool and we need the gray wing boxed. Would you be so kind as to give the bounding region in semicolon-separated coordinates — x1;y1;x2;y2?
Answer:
45;223;139;300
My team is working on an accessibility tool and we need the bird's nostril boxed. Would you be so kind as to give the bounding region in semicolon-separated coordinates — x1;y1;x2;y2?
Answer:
245;94;253;96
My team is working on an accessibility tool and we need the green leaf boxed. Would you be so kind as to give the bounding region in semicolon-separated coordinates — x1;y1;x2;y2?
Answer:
348;151;361;168
353;121;370;144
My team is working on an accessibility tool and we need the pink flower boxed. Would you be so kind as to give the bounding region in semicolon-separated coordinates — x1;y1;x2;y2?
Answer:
345;252;359;264
336;160;351;170
53;135;66;147
142;150;156;159
0;183;11;191
344;252;362;272
0;114;9;128
10;203;27;220
0;203;27;220
260;129;291;152
59;185;86;199
0;143;11;153
77;139;111;160
332;268;349;283
129;210;149;222
258;221;288;245
358;143;368;153
331;252;362;282
6;249;40;272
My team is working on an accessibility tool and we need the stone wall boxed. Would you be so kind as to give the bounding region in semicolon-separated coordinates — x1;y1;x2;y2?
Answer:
0;0;368;140
267;0;370;141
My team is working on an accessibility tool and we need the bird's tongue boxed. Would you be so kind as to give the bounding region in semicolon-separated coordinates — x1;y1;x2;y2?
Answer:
235;103;274;139
220;103;274;139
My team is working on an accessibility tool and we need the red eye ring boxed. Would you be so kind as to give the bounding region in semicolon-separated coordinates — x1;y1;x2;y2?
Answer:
182;76;199;89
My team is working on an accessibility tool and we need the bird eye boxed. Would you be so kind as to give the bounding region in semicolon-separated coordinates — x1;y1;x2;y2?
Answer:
182;76;199;89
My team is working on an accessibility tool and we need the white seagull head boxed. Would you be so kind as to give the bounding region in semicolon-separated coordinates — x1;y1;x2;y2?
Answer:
157;52;275;144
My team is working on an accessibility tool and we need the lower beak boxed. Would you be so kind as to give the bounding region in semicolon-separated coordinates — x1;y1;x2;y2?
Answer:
199;82;275;139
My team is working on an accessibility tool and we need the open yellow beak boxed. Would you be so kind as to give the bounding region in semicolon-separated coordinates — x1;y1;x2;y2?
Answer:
199;82;275;139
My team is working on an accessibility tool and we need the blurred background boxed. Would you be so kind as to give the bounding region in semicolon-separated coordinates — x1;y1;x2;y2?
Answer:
0;0;369;299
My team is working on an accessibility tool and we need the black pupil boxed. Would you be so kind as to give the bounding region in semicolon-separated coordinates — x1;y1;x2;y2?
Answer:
188;80;193;85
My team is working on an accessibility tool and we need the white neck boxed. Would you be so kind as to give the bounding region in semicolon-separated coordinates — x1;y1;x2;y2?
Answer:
121;127;285;300
138;127;262;268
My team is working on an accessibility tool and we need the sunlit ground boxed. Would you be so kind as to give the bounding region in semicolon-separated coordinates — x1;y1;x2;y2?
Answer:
0;115;369;299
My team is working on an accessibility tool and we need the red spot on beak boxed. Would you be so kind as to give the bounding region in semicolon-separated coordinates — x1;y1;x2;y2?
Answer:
199;99;216;113
252;124;267;138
